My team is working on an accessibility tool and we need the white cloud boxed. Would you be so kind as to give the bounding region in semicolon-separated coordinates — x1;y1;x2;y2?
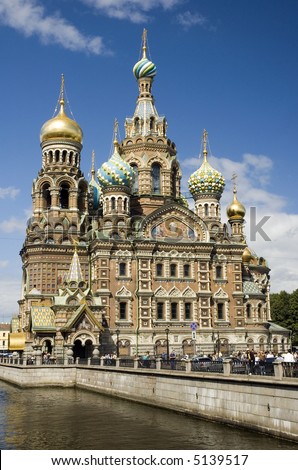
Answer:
180;152;298;293
0;216;26;234
82;0;182;23
0;0;107;54
176;11;208;30
0;277;21;320
0;187;20;199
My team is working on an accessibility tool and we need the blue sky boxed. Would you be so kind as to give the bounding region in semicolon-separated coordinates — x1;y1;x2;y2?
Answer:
0;0;297;320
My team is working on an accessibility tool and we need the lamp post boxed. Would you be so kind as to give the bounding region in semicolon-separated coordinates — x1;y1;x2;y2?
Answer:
115;329;120;358
165;326;170;362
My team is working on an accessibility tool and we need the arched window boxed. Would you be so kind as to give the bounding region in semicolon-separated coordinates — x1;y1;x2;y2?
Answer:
152;163;161;194
135;117;140;133
131;164;138;194
60;183;69;209
42;183;51;209
257;303;262;319
246;304;251;319
204;203;209;217
111;197;116;211
150;117;155;131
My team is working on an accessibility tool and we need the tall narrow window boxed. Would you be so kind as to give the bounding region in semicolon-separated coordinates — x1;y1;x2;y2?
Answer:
119;302;127;320
131;164;138;194
184;264;190;277
60;183;69;209
42;184;51;209
216;265;222;279
246;304;251;319
171;302;178;320
157;302;164;320
185;303;191;320
172;167;177;198
152;163;161;194
204;203;209;217
258;304;262;319
217;303;224;320
119;262;126;276
170;263;177;277
111;197;116;210
156;263;163;277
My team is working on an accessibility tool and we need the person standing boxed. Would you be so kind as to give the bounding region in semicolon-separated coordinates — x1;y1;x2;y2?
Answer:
169;350;176;370
246;349;255;375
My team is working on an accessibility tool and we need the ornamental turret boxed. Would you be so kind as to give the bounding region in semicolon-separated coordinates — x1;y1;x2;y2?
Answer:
97;121;133;237
188;130;225;225
226;174;246;242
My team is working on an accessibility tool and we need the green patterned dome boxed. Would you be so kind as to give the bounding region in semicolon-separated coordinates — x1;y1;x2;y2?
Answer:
188;159;225;196
97;144;135;189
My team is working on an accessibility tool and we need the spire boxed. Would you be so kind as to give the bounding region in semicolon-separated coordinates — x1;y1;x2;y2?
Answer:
202;129;208;162
142;28;147;59
113;118;119;151
65;246;83;284
91;149;95;181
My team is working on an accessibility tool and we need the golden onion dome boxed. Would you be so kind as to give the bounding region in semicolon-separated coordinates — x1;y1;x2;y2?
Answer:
226;187;246;219
242;247;252;263
40;98;83;144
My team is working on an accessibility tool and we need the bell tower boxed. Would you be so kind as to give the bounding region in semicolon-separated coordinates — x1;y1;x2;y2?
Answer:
120;29;182;216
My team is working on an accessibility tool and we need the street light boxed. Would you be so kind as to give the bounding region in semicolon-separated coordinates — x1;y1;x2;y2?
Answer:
115;329;120;357
165;326;170;362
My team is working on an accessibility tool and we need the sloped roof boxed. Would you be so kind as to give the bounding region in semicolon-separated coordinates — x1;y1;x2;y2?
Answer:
31;306;56;332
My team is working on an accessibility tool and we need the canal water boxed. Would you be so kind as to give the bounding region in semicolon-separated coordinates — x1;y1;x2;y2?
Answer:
0;381;297;450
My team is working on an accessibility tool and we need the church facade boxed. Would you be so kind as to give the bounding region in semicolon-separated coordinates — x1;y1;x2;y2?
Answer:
16;31;290;361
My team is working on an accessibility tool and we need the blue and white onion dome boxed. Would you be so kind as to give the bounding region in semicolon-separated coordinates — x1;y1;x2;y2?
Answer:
133;56;157;79
97;144;135;189
188;159;225;197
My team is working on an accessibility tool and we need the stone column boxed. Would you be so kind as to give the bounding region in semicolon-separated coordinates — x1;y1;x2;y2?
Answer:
223;358;232;376
273;361;283;380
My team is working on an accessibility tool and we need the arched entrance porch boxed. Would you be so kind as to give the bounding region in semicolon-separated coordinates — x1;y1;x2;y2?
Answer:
73;338;93;360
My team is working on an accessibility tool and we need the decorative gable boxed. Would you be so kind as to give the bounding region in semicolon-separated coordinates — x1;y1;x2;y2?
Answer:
115;286;132;298
168;287;181;298
213;287;229;299
154;286;168;297
182;287;196;298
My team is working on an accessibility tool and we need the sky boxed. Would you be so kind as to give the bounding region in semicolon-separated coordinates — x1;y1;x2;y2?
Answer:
0;0;297;321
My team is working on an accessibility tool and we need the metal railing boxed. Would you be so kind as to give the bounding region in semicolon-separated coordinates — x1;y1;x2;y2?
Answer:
0;355;297;379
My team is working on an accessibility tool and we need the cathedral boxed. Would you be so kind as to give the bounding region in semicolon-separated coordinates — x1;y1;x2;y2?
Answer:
15;31;290;361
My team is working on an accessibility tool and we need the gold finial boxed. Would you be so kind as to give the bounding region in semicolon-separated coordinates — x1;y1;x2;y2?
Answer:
58;73;66;115
142;28;147;59
231;173;237;194
202;129;208;162
113;118;119;150
91;150;95;180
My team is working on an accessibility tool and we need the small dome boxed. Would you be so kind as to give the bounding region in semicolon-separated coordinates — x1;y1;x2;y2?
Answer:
40;99;83;144
226;188;246;219
133;57;157;79
188;159;225;197
242;247;252;263
97;143;135;189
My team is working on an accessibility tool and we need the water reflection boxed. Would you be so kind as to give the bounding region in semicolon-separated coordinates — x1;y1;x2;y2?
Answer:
0;381;297;450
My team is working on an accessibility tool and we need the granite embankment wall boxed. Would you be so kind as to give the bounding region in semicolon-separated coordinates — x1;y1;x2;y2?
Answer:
0;364;297;442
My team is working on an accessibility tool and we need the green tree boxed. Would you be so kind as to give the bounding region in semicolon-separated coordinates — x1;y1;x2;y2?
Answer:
270;290;298;346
